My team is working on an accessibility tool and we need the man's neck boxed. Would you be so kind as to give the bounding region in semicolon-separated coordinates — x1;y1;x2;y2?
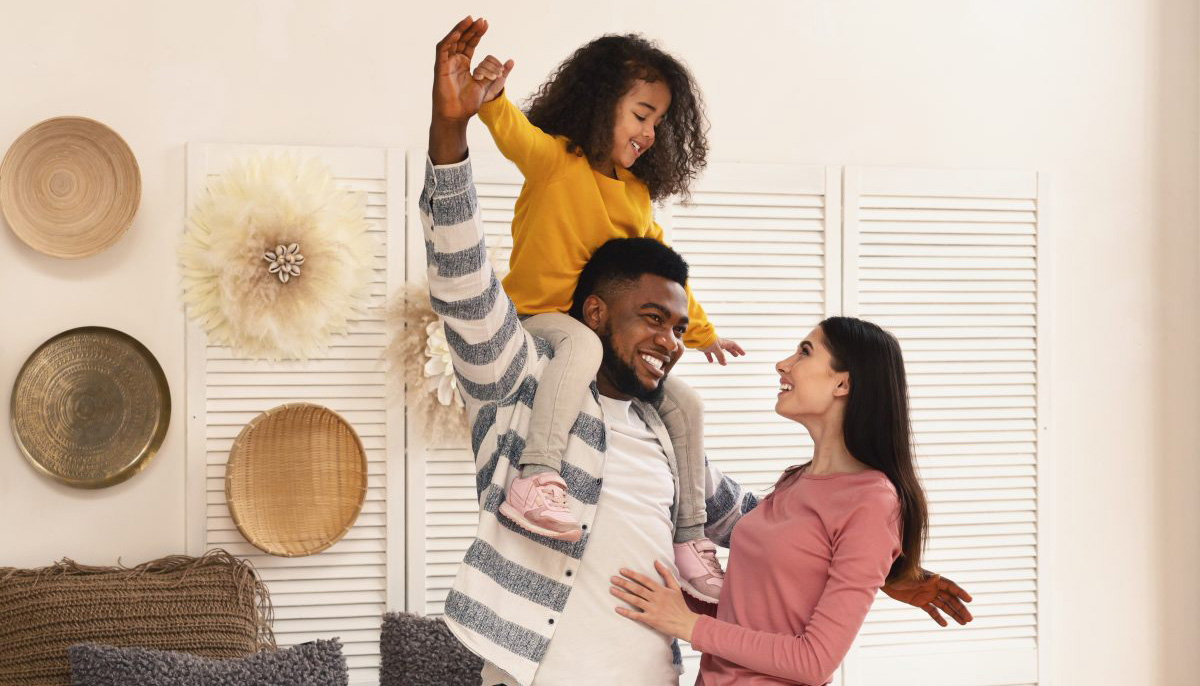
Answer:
595;369;633;401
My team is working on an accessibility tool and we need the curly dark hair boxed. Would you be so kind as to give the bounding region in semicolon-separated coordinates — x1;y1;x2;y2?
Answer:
524;34;709;202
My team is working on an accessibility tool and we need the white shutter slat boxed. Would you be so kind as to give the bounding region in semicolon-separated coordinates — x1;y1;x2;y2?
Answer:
186;143;402;685
841;166;1042;686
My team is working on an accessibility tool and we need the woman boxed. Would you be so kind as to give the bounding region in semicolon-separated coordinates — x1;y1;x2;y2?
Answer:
610;317;930;685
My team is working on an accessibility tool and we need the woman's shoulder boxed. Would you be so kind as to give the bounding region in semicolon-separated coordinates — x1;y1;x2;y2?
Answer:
830;470;899;512
820;472;899;543
851;468;897;493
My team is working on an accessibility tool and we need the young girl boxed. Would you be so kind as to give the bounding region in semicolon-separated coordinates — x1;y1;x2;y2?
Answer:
611;317;932;684
469;34;743;602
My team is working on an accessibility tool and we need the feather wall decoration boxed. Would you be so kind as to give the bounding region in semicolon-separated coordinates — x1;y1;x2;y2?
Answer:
179;156;374;360
384;283;468;442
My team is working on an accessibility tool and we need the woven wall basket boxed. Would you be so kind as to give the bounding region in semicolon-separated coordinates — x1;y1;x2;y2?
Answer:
0;550;274;686
225;403;368;557
0;116;140;259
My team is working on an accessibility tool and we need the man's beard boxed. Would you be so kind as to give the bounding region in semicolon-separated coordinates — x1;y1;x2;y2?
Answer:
598;329;666;403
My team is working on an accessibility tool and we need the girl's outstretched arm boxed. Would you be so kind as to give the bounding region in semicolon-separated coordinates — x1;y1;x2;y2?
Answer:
477;84;565;180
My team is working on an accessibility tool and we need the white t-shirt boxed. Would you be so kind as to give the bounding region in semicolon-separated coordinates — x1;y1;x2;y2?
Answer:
482;395;680;686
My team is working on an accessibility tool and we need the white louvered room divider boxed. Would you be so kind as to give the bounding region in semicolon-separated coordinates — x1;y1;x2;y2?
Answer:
838;166;1048;686
185;143;406;686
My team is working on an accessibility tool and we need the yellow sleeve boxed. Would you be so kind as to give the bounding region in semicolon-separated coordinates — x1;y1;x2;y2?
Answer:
647;220;718;349
683;283;718;349
478;91;563;179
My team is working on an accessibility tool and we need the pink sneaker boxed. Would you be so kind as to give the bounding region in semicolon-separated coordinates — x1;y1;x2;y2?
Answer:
498;473;582;542
674;538;724;603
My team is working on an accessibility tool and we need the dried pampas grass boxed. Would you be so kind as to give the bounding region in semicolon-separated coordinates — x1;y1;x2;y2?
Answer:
385;283;468;442
179;156;374;360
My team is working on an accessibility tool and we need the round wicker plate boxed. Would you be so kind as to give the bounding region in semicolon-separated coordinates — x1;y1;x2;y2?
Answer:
10;327;170;488
225;403;367;557
0;116;141;258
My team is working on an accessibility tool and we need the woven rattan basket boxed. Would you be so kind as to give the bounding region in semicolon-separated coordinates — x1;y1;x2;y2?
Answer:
225;403;368;557
0;550;274;686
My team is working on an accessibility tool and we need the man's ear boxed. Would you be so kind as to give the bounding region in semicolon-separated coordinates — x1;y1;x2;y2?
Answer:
581;294;608;331
833;372;851;398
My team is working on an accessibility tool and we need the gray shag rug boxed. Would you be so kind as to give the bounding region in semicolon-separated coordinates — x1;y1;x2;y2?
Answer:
380;613;482;686
67;639;347;686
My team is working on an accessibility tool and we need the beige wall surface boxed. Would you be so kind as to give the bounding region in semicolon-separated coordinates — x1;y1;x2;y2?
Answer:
0;1;1195;682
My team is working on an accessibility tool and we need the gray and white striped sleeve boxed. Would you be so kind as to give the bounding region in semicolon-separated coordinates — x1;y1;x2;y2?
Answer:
703;460;760;548
420;156;533;403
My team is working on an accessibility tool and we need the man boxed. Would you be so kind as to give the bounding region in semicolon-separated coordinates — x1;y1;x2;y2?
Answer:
422;16;973;686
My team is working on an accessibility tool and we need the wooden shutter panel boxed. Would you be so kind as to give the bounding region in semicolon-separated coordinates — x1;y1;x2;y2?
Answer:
186;143;405;685
839;166;1045;686
668;163;841;681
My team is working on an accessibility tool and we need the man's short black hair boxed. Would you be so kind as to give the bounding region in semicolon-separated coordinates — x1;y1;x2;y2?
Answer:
568;238;690;320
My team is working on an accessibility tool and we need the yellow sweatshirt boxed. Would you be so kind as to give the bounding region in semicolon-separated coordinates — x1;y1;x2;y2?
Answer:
478;93;717;349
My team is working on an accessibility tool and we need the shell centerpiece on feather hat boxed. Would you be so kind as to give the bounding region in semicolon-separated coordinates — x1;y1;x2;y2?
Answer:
179;156;374;360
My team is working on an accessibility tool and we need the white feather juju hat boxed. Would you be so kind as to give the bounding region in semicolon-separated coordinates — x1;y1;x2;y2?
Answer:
179;156;375;360
384;283;468;442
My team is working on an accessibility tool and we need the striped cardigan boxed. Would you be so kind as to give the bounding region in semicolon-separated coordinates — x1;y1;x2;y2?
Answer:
420;157;758;686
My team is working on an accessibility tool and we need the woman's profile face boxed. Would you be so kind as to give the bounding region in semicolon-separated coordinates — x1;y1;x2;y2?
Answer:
774;325;848;422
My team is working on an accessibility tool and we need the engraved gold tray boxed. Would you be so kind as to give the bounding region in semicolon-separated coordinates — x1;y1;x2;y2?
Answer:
10;327;170;488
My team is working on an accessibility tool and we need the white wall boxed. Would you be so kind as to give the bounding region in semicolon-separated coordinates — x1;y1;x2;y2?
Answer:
0;1;1195;683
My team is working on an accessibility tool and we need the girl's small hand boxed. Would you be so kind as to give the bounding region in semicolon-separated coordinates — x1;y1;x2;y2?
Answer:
701;337;745;365
471;54;514;103
610;561;700;642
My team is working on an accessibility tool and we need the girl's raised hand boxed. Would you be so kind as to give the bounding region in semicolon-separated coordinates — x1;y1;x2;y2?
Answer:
472;55;515;104
701;337;746;365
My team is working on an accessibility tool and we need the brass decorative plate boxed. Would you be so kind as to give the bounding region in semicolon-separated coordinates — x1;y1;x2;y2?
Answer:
225;403;367;557
0;116;141;259
10;327;170;488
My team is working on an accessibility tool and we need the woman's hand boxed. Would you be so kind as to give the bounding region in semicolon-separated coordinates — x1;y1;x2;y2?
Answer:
610;561;701;641
701;337;746;365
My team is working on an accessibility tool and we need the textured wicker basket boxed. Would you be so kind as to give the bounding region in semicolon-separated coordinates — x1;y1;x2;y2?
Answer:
0;550;274;686
225;403;368;557
0;116;140;259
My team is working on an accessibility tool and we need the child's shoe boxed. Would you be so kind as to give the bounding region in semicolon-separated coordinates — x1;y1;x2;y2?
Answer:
674;538;725;603
498;472;583;542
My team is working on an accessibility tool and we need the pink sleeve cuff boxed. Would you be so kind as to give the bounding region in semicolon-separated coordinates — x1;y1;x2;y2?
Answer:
690;614;719;653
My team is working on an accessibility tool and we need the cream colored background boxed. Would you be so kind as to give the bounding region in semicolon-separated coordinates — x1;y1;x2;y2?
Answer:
0;1;1196;683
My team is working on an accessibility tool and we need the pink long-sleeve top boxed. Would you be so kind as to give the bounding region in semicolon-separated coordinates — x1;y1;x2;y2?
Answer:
691;468;902;686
